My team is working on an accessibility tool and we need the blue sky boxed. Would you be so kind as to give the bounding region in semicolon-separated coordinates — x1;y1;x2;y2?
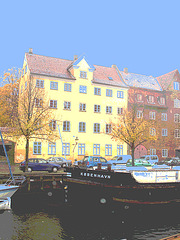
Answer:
0;0;179;78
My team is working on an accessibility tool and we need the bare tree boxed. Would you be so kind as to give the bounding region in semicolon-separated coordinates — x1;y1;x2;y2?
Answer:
109;105;157;166
2;70;58;171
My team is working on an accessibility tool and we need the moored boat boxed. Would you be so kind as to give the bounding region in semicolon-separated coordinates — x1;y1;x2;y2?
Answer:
63;165;180;210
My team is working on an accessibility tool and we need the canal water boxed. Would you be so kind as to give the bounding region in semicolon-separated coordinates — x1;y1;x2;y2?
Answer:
0;202;180;240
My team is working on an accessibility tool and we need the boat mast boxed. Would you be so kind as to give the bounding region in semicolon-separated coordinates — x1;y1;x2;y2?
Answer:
0;129;15;184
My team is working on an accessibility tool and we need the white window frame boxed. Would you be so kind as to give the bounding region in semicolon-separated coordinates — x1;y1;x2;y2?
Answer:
161;113;167;121
137;110;143;118
162;149;168;158
149;111;156;120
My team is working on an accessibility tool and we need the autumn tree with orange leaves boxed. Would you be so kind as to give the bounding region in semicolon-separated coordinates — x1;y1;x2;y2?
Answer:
0;69;58;171
110;105;157;166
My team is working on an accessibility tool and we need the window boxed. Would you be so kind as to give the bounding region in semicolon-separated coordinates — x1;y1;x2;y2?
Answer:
35;98;43;108
94;105;101;113
137;110;143;118
79;85;87;93
94;123;100;133
64;101;71;110
49;120;56;130
62;143;70;155
174;81;179;90
117;91;124;98
64;83;72;92
50;100;57;109
137;94;143;102
106;89;112;97
150;128;156;136
149;111;156;120
78;144;85;155
94;87;101;96
117;107;123;115
50;81;58;90
174;129;180;138
80;71;87;79
79;103;86;112
162;149;168;157
150;148;156;155
117;145;123;155
108;77;113;80
147;95;154;103
174;99;180;108
25;81;27;90
33;142;42;154
105;144;112;156
93;144;100;155
106;124;111;134
79;122;86;132
63;121;70;132
162;113;167;121
106;106;112;114
159;97;165;105
162;128;168;136
48;142;56;155
36;79;44;88
174;114;180;123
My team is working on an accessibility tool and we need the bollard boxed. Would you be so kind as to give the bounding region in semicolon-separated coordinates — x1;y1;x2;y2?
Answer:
107;164;111;171
97;163;102;170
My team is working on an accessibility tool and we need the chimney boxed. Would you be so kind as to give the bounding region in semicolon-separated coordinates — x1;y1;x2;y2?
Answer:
74;55;78;61
124;68;128;73
112;64;117;69
29;48;33;54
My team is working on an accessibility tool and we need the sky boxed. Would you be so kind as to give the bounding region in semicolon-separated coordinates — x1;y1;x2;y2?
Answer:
0;0;180;79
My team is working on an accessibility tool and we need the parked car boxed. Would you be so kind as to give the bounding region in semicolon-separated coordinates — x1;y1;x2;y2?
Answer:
166;157;180;166
73;156;108;169
140;155;159;165
108;155;132;165
126;159;152;167
19;158;61;173
46;157;72;167
156;157;180;166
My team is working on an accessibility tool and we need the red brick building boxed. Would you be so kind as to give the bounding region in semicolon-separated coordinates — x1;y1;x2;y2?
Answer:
118;68;180;161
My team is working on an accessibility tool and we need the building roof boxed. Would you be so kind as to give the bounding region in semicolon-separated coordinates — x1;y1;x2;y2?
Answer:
25;53;128;87
93;64;127;87
120;71;162;91
25;53;75;79
156;69;178;90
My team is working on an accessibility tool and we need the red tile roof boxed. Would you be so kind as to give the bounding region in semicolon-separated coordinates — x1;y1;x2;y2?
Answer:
157;69;178;90
25;53;127;87
93;64;127;87
25;53;75;79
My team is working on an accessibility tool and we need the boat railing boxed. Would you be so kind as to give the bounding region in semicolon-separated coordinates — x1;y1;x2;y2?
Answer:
5;176;26;186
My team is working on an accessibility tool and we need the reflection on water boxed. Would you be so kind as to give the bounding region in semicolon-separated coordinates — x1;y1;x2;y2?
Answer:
0;203;180;240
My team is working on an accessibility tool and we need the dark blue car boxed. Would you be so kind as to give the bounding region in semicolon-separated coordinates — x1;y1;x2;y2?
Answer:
73;156;108;169
19;158;61;173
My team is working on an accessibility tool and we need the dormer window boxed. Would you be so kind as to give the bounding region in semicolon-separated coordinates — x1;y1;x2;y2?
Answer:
80;71;87;79
108;77;113;80
174;81;179;90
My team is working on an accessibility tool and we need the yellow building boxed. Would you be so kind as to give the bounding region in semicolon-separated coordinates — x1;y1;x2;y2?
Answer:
15;49;128;162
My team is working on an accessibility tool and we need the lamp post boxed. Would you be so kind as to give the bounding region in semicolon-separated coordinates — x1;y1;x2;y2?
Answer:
73;136;79;161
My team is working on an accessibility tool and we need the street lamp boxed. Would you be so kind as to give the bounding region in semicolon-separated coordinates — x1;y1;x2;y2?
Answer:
73;136;79;160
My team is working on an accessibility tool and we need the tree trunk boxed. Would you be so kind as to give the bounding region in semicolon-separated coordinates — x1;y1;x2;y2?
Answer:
131;143;135;166
25;137;29;172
